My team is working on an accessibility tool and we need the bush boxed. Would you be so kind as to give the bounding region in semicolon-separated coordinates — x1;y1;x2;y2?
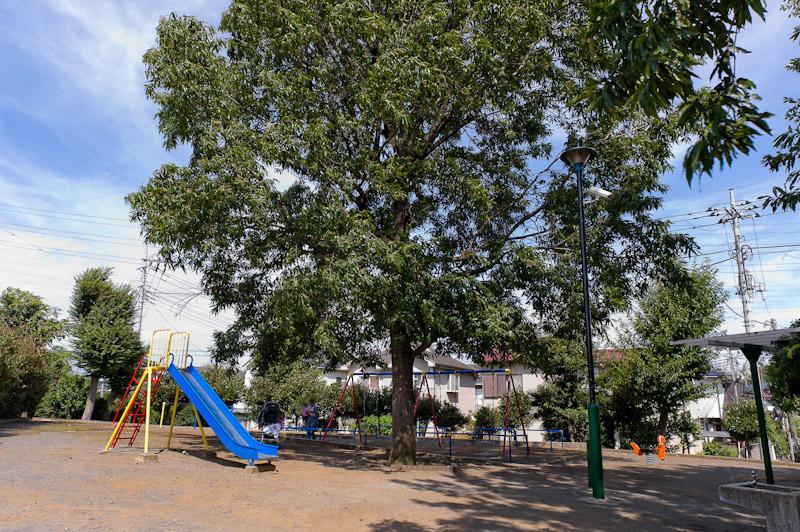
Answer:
767;417;791;461
437;402;468;431
0;324;53;417
474;406;503;431
361;414;392;435
35;371;89;419
702;441;739;457
724;399;760;446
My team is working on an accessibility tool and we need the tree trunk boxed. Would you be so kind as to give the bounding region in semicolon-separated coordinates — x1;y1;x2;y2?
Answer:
81;376;99;421
389;328;416;465
657;410;669;437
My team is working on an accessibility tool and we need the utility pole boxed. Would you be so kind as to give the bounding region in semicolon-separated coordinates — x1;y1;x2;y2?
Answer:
136;247;149;337
725;188;757;333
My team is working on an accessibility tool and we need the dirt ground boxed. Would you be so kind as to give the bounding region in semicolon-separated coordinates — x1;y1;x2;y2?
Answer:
0;420;795;531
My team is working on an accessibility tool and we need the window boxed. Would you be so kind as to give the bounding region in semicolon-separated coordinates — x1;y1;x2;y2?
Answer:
336;376;342;384
369;376;379;389
447;374;459;392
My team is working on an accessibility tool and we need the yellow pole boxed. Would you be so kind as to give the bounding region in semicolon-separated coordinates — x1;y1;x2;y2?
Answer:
144;367;153;454
104;374;147;451
167;387;180;449
192;406;209;450
159;402;166;427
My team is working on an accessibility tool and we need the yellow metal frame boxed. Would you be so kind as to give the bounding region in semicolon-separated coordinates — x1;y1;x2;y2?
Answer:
104;329;208;454
165;331;208;451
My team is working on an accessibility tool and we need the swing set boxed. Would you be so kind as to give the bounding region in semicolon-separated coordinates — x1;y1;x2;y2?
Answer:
320;368;530;457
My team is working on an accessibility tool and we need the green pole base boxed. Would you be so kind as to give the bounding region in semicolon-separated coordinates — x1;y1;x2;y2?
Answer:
588;402;605;499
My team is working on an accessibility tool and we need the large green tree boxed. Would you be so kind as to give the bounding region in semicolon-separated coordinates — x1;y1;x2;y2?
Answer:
763;0;800;211
766;318;800;411
0;288;66;417
601;265;725;443
0;287;65;347
70;268;142;420
129;0;770;463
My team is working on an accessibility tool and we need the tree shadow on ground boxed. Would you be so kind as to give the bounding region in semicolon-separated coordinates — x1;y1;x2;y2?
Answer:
272;438;774;530
379;455;775;531
155;428;780;530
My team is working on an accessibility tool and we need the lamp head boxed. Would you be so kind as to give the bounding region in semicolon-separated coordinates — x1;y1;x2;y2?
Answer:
560;147;598;167
586;186;612;200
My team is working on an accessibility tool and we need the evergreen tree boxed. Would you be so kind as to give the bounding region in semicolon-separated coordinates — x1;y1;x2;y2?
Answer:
70;268;142;420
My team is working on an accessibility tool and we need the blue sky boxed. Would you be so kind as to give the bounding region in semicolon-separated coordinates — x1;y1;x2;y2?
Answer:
0;0;798;361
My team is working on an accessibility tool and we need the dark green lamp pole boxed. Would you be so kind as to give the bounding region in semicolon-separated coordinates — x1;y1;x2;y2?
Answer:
561;146;605;499
742;345;775;484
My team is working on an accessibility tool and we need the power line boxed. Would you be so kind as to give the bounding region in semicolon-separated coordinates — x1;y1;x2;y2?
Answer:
0;201;130;222
0;220;142;243
0;205;137;229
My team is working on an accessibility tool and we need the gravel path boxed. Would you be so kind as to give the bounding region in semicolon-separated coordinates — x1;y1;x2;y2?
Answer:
0;420;785;530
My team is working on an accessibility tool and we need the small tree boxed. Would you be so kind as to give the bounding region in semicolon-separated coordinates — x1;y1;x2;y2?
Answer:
414;398;468;432
724;398;760;457
530;339;589;441
70;268;142;420
602;265;725;441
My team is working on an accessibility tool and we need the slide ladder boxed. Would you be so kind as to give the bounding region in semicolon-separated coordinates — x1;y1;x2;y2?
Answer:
109;352;167;448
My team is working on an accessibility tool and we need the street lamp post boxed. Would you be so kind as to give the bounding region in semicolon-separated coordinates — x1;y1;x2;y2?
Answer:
560;146;605;499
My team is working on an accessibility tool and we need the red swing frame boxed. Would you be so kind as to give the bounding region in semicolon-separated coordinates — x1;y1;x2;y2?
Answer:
413;372;442;448
321;374;362;442
501;369;530;458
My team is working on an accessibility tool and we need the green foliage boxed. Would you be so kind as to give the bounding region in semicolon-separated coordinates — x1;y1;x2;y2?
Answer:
438;402;469;431
0;323;53;417
244;362;342;422
203;364;245;405
767;319;800;411
722;399;790;459
35;370;90;419
0;288;65;347
530;339;589;441
415;399;469;431
768;417;791;460
361;414;393;435
70;268;142;385
600;265;725;443
724;398;760;445
702;441;739;457
129;0;768;457
0;288;67;418
761;0;800;211
473;406;503;430
360;386;393;418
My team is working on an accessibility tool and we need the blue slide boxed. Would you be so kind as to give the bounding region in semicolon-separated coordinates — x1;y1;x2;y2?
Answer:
167;363;279;463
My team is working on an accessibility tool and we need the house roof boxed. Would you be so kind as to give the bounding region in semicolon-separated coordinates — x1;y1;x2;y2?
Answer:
672;327;800;352
426;354;475;370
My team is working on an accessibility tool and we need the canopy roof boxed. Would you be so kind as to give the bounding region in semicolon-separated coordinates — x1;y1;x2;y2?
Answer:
672;327;800;352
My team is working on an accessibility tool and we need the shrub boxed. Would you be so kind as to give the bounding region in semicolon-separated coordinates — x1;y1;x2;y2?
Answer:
361;414;392;435
35;371;89;419
437;402;469;431
702;441;739;457
0;324;53;417
474;406;503;431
